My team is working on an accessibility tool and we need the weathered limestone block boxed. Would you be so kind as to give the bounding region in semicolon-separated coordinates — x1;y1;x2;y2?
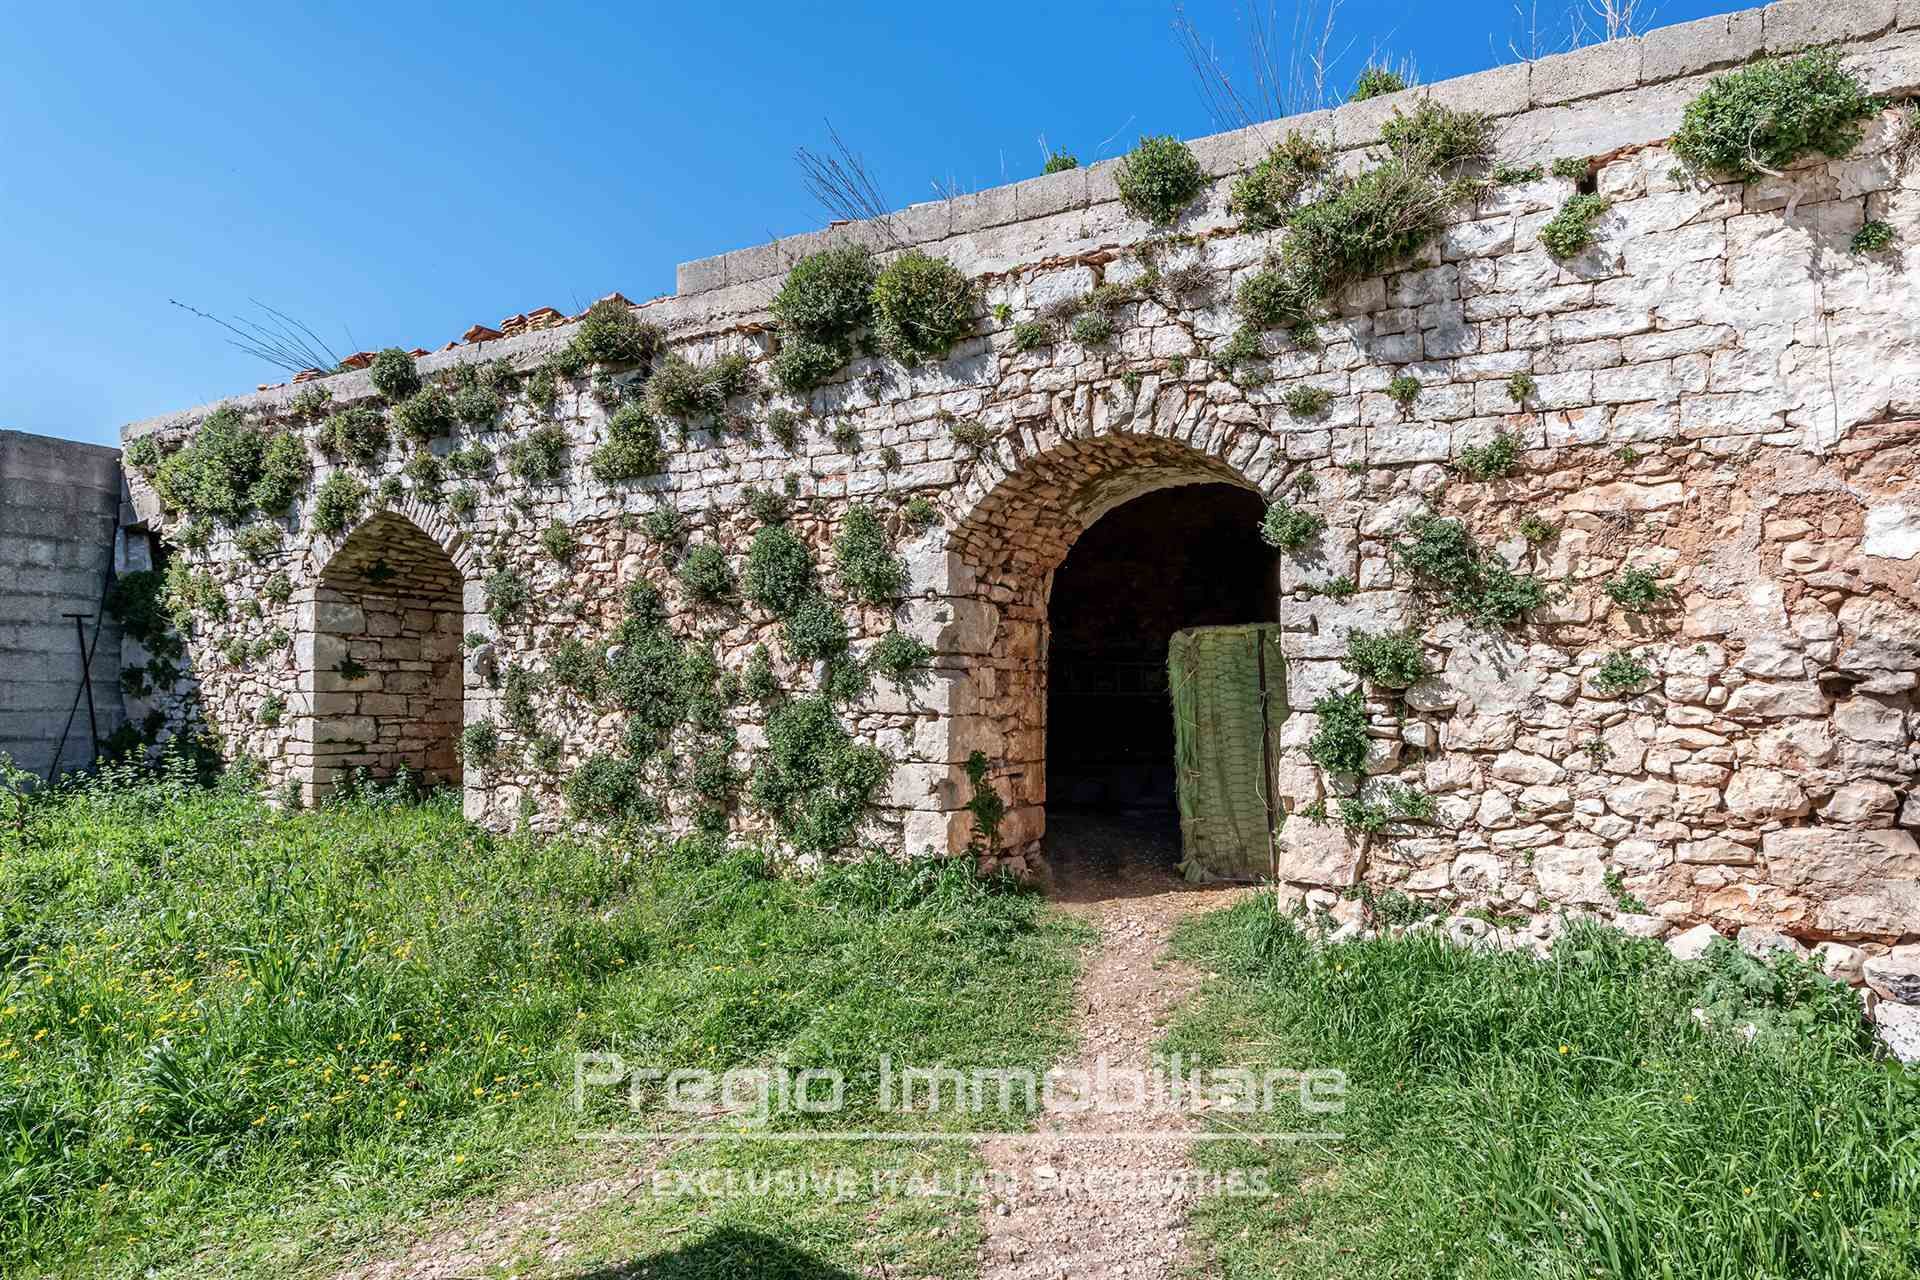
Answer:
1277;820;1364;886
1723;767;1811;820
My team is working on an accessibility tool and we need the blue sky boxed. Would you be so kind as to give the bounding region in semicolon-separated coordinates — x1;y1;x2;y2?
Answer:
2;0;1748;447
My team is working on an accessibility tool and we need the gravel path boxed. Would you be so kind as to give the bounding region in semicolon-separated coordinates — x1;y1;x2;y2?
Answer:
975;814;1251;1280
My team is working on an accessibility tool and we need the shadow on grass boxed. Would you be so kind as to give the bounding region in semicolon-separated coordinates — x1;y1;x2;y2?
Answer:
570;1225;859;1280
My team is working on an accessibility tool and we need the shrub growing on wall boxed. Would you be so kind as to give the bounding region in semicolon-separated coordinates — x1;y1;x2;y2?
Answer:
368;348;420;401
391;386;454;444
772;246;875;349
1671;50;1880;180
745;524;816;615
1349;65;1407;101
1392;514;1549;627
1341;629;1428;689
571;298;664;366
1229;130;1328;231
1307;687;1372;775
588;403;666;482
310;474;368;536
506;424;569;484
250;432;311;513
750;696;890;856
870;251;974;366
678;544;736;603
152;408;263;521
1539;194;1610;259
783;593;849;661
1260;496;1325;551
1116;135;1206;226
833;504;905;603
320;406;388;464
1236;107;1490;335
645;352;757;420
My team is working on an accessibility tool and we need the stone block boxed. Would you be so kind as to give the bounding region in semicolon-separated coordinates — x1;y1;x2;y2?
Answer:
1762;0;1896;53
1665;922;1723;961
1277;818;1363;886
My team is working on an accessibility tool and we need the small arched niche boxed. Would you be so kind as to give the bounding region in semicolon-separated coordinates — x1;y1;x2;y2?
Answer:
297;512;466;803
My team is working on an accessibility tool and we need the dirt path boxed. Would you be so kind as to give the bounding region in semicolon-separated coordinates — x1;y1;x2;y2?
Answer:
975;814;1249;1280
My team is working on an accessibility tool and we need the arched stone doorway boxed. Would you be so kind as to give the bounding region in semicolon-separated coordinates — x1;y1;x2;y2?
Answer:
942;430;1277;874
295;507;471;804
1046;482;1276;855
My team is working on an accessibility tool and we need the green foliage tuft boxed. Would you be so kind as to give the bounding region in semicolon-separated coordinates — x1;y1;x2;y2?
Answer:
150;408;261;522
771;338;848;395
319;406;388;464
1851;219;1895;255
645;351;758;420
391;386;453;445
1506;371;1537;404
458;719;499;767
677;544;736;603
750;696;890;856
782;594;849;661
1009;319;1053;353
1349;65;1407;102
744;523;816;616
1493;161;1543;185
1386;373;1421;410
565;753;659;824
1595;648;1654;696
870;251;974;366
772;246;875;356
1392;513;1550;628
1379;101;1495;169
505;423;570;485
1551;155;1590;181
901;495;939;531
1605;566;1675;613
1069;309;1114;345
1671;50;1880;180
1043;149;1079;173
1341;630;1428;689
234;523;280;561
1540;193;1611;258
1517;513;1560;544
310;473;369;536
587;402;665;482
642;503;686;547
1260;496;1325;551
367;348;420;400
1281;384;1334;418
868;631;932;683
1115;134;1207;226
570;299;664;366
1456;432;1520;479
540;521;578;564
1307;687;1372;775
1229;130;1329;231
484;567;530;627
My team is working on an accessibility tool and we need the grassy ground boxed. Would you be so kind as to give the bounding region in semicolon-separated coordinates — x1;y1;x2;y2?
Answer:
1164;898;1920;1280
0;761;1086;1278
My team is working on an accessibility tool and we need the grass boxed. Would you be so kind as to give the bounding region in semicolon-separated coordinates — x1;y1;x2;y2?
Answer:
1;760;1086;1278
1163;898;1920;1279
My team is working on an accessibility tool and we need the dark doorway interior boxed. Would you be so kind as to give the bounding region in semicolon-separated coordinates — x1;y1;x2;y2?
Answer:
1045;482;1276;831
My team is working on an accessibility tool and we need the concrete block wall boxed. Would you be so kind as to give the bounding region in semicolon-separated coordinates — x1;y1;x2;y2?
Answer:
0;430;125;778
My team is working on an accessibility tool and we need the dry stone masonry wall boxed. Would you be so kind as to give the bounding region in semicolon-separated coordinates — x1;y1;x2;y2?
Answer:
122;3;1918;1029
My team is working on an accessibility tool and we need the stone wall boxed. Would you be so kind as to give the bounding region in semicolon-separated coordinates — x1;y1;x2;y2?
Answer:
0;430;126;778
122;0;1918;974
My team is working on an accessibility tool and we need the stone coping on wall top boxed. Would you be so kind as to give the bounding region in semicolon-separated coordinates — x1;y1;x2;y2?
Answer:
669;0;1908;297
123;0;1912;443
